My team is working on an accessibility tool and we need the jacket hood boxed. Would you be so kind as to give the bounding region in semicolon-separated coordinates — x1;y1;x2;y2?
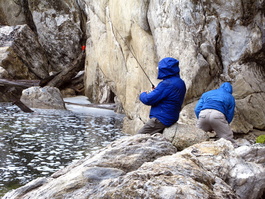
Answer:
157;57;180;79
220;82;233;94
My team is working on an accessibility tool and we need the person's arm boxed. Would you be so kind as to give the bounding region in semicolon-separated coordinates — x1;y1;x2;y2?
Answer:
139;81;169;106
227;97;236;123
194;97;204;118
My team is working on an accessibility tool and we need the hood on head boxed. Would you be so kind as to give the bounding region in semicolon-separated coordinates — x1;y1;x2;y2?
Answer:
220;82;233;94
157;57;180;79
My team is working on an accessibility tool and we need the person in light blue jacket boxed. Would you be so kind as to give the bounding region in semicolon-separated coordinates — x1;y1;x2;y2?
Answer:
138;57;186;135
194;82;236;142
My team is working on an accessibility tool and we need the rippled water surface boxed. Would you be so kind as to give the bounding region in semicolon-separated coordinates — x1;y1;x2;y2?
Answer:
0;102;125;197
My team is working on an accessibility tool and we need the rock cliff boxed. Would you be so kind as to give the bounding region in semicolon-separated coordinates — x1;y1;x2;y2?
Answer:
0;0;264;134
83;0;265;135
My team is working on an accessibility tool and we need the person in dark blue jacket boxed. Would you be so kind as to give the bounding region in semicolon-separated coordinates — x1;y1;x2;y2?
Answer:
194;82;236;142
138;57;186;135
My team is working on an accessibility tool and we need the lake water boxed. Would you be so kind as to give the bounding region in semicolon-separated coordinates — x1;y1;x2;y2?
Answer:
0;98;125;197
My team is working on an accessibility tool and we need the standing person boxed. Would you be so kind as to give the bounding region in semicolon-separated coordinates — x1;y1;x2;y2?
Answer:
194;82;236;142
138;57;186;135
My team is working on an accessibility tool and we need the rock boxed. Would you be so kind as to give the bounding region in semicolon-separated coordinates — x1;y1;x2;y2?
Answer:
0;66;8;79
2;178;48;199
3;134;177;198
0;25;49;80
178;101;198;125
0;0;28;26
20;86;66;109
163;123;209;150
0;0;87;103
0;0;85;71
185;141;265;199
3;135;265;199
28;0;85;70
61;88;76;97
230;144;265;199
235;144;265;164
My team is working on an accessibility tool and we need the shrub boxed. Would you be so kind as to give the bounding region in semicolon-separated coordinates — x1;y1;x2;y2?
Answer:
256;135;265;144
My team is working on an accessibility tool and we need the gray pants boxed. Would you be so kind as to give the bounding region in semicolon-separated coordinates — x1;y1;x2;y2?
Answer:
197;109;234;142
137;118;167;135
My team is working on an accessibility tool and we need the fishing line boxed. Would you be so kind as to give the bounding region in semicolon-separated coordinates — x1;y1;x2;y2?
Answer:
111;24;155;89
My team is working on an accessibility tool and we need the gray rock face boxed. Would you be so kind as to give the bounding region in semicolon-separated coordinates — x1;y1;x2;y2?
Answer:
83;0;265;135
28;0;85;70
0;0;85;72
0;25;49;79
20;86;66;109
3;135;265;199
0;0;28;26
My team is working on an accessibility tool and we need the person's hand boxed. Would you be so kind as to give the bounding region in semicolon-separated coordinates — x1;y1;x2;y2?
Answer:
142;86;155;94
146;89;154;94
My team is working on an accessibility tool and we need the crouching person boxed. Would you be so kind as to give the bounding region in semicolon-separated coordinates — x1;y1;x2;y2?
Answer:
194;82;236;143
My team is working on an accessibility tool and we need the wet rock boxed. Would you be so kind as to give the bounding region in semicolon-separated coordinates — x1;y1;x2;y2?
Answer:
2;178;48;199
20;86;66;109
3;135;265;199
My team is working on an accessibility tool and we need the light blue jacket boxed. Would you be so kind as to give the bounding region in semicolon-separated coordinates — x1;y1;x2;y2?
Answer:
140;57;186;126
194;82;236;123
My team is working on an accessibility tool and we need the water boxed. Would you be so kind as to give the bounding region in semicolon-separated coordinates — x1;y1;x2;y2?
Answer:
0;102;125;197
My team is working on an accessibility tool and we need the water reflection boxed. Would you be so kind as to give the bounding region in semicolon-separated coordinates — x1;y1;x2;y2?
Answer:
0;103;125;196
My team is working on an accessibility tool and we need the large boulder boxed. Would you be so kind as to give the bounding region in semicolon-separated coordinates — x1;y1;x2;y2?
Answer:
0;25;49;80
28;0;85;71
3;135;265;199
20;86;66;109
0;0;85;71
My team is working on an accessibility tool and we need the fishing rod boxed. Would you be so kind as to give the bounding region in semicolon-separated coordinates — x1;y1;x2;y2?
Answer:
111;25;155;89
130;45;155;89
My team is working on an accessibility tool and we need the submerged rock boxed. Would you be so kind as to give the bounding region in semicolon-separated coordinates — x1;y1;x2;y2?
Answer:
3;134;265;199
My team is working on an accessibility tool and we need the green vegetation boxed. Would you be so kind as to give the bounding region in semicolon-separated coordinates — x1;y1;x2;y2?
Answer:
256;135;265;144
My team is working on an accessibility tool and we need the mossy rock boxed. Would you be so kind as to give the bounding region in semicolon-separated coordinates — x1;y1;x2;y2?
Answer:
256;135;265;144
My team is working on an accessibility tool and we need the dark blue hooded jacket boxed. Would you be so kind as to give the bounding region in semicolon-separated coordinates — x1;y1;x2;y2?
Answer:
194;82;235;123
139;57;186;126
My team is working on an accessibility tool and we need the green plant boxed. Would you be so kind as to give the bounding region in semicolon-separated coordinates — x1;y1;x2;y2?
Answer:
256;135;265;144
